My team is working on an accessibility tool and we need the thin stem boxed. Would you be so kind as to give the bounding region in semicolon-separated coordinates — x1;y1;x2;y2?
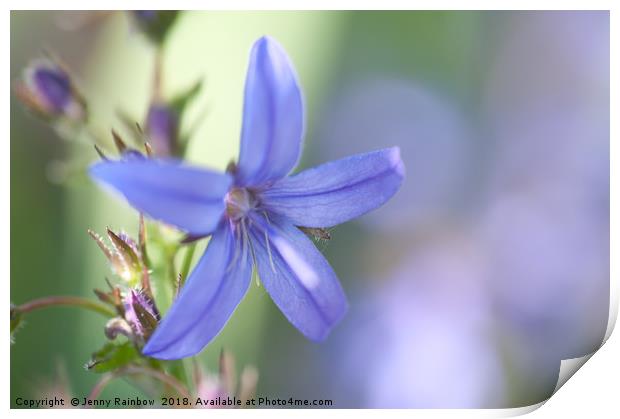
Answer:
152;46;164;101
87;365;191;403
16;296;115;318
167;248;178;289
179;243;196;289
168;359;189;392
86;371;118;402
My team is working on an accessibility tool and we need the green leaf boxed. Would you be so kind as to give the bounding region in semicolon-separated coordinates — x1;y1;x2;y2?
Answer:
107;229;142;273
86;341;140;373
170;80;202;115
10;304;23;341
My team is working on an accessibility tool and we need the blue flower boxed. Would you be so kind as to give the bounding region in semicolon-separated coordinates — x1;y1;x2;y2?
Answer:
89;36;405;359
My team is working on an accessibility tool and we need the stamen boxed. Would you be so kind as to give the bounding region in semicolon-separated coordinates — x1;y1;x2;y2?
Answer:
262;211;272;225
261;212;276;273
225;187;255;221
243;218;260;288
264;228;276;273
240;220;248;269
225;221;242;274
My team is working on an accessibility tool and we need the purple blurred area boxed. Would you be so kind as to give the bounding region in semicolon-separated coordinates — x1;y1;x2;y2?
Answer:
312;11;609;408
146;103;179;156
315;79;473;232
334;233;506;408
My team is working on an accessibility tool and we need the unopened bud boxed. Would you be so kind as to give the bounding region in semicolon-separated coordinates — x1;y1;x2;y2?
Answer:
15;57;86;121
146;103;179;156
123;289;160;341
130;11;179;44
104;317;133;340
88;228;145;287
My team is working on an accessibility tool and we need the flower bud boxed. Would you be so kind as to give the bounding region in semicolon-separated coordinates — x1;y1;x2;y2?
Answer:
88;228;145;287
14;58;86;121
146;103;179;156
123;289;160;341
104;317;133;340
131;11;179;44
93;284;124;316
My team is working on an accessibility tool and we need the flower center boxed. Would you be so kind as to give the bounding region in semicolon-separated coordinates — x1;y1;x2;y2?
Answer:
225;187;256;221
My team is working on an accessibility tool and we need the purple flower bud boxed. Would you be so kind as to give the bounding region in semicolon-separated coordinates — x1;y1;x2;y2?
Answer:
33;67;71;110
123;289;160;341
15;58;86;121
146;103;179;156
88;228;145;286
117;231;139;254
130;11;179;44
133;10;157;22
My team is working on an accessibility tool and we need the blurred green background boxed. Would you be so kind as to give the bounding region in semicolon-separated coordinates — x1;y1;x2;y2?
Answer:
11;11;609;408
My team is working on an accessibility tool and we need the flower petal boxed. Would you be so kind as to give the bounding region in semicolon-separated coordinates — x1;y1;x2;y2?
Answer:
260;147;405;228
143;222;251;359
249;214;347;341
236;36;304;187
89;159;232;236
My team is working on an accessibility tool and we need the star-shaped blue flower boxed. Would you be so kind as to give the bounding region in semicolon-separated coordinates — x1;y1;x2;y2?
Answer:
90;36;405;359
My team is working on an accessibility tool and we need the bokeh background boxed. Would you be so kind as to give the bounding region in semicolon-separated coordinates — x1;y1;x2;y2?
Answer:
10;11;609;408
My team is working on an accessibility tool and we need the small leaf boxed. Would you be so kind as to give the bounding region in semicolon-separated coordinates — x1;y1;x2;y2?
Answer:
88;229;116;264
107;229;142;283
93;285;124;316
10;304;23;337
131;298;159;340
111;130;128;153
131;11;179;45
93;144;109;161
170;80;202;114
93;289;115;306
138;215;147;257
86;341;139;373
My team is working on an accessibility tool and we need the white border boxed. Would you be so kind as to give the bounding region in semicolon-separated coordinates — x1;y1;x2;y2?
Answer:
3;2;617;418
0;1;616;11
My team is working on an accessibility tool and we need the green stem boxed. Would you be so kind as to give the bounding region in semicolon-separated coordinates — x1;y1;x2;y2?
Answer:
168;360;190;391
179;243;196;288
87;365;191;403
167;247;178;289
15;296;115;318
153;45;164;101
